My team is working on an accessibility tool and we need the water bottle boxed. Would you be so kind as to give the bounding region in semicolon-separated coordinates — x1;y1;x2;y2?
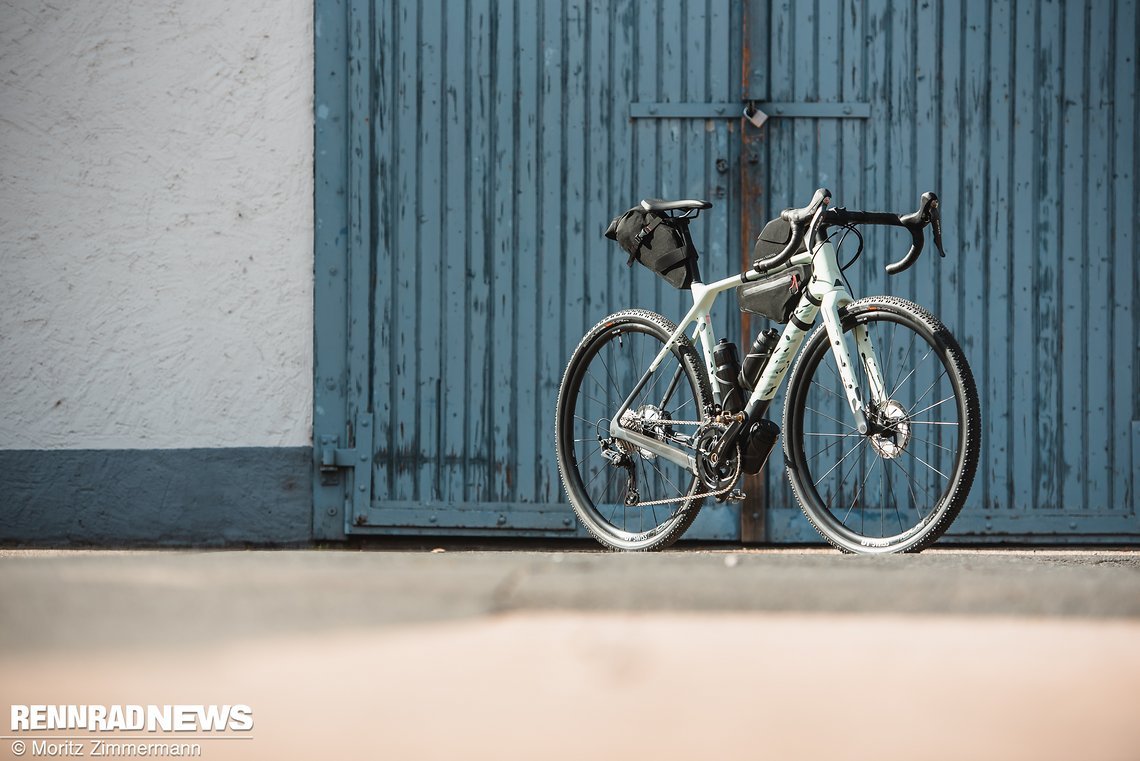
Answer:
739;328;780;390
712;339;744;413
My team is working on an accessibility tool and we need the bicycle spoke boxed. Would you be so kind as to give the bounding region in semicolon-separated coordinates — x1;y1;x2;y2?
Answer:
814;436;868;489
576;447;602;465
906;420;960;426
902;449;951;482
887;455;930;520
579;388;613;410
809;378;846;404
597;353;622;399
841;454;880;525
888;345;933;399
670;395;696;417
806;430;863;463
825;442;868;511
586;371;613;401
649;457;684;500
887;459;903;534
583;460;609;491
888;337;917;398
907;393;956;420
804;405;860;433
906;431;956;454
907;367;949;412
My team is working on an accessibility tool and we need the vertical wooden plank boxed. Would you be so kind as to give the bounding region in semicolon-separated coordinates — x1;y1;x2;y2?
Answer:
957;0;988;500
862;0;892;300
816;0;840;206
439;0;469;503
372;0;396;504
312;0;351;539
706;0;734;306
630;0;658;319
1034;0;1063;512
767;0;795;216
513;3;539;502
763;0;801;523
415;0;443;502
791;0;815;203
1084;0;1112;511
934;0;962;362
1111;0;1137;514
1059;0;1087;513
983;0;1013;514
488;0;516;502
537;2;565;504
913;0;943;401
389;0;418;501
1008;0;1038;514
465;0;492;502
838;0;864;212
586;0;612;324
345;0;376;525
562;0;588;430
740;0;768;540
653;0;682;319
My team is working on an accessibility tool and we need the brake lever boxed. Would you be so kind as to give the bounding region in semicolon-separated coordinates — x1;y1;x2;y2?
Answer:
928;194;945;258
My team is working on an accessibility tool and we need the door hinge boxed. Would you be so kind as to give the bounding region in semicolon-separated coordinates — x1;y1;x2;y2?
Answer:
317;412;375;526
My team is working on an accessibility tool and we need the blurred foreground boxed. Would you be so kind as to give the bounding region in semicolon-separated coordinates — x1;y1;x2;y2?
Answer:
1;546;1137;760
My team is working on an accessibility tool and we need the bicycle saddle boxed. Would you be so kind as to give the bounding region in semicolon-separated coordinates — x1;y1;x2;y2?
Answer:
640;198;713;212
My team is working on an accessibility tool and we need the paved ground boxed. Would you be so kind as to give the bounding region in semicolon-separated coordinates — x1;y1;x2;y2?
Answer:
1;545;1138;760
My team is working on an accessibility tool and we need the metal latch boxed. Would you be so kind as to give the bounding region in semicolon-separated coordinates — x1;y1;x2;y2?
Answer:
317;412;375;525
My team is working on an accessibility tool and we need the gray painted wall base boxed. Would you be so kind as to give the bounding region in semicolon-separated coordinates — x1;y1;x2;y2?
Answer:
0;448;312;546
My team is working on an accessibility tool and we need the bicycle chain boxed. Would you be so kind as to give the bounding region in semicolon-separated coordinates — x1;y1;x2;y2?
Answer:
630;446;743;508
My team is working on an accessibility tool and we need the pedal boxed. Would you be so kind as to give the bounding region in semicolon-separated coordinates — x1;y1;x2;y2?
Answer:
725;489;746;503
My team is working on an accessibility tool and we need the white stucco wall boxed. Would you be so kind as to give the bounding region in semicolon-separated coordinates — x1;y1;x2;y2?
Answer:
0;0;314;449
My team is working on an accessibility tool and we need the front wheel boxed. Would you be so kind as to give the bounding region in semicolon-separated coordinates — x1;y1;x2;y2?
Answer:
783;296;981;553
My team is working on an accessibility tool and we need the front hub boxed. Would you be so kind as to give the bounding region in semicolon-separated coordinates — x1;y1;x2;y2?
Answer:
868;400;911;459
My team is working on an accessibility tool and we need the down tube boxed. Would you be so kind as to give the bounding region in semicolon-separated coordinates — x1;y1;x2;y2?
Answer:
743;296;821;408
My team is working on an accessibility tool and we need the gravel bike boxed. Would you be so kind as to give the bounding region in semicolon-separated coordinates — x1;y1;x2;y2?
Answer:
555;188;980;553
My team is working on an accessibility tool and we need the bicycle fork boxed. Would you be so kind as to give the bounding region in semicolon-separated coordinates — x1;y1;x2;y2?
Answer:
812;261;887;436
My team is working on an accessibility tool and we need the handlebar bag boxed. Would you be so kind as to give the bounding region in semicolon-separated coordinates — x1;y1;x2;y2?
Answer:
737;265;811;323
604;208;695;290
751;216;808;260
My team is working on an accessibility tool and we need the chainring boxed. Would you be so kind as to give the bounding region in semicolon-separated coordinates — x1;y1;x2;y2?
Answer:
694;422;740;491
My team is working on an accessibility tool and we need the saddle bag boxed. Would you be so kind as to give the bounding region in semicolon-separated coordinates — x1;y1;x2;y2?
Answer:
604;208;696;290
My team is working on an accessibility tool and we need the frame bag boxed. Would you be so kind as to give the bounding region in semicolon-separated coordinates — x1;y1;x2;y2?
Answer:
737;216;810;323
604;208;695;290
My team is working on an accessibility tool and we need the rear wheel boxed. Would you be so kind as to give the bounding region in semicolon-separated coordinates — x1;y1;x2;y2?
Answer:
783;297;980;553
555;310;713;551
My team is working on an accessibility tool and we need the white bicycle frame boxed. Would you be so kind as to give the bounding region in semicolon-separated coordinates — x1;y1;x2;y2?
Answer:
608;238;889;472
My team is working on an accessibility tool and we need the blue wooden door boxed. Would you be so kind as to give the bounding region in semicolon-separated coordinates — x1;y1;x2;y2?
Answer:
314;0;752;538
751;0;1139;542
